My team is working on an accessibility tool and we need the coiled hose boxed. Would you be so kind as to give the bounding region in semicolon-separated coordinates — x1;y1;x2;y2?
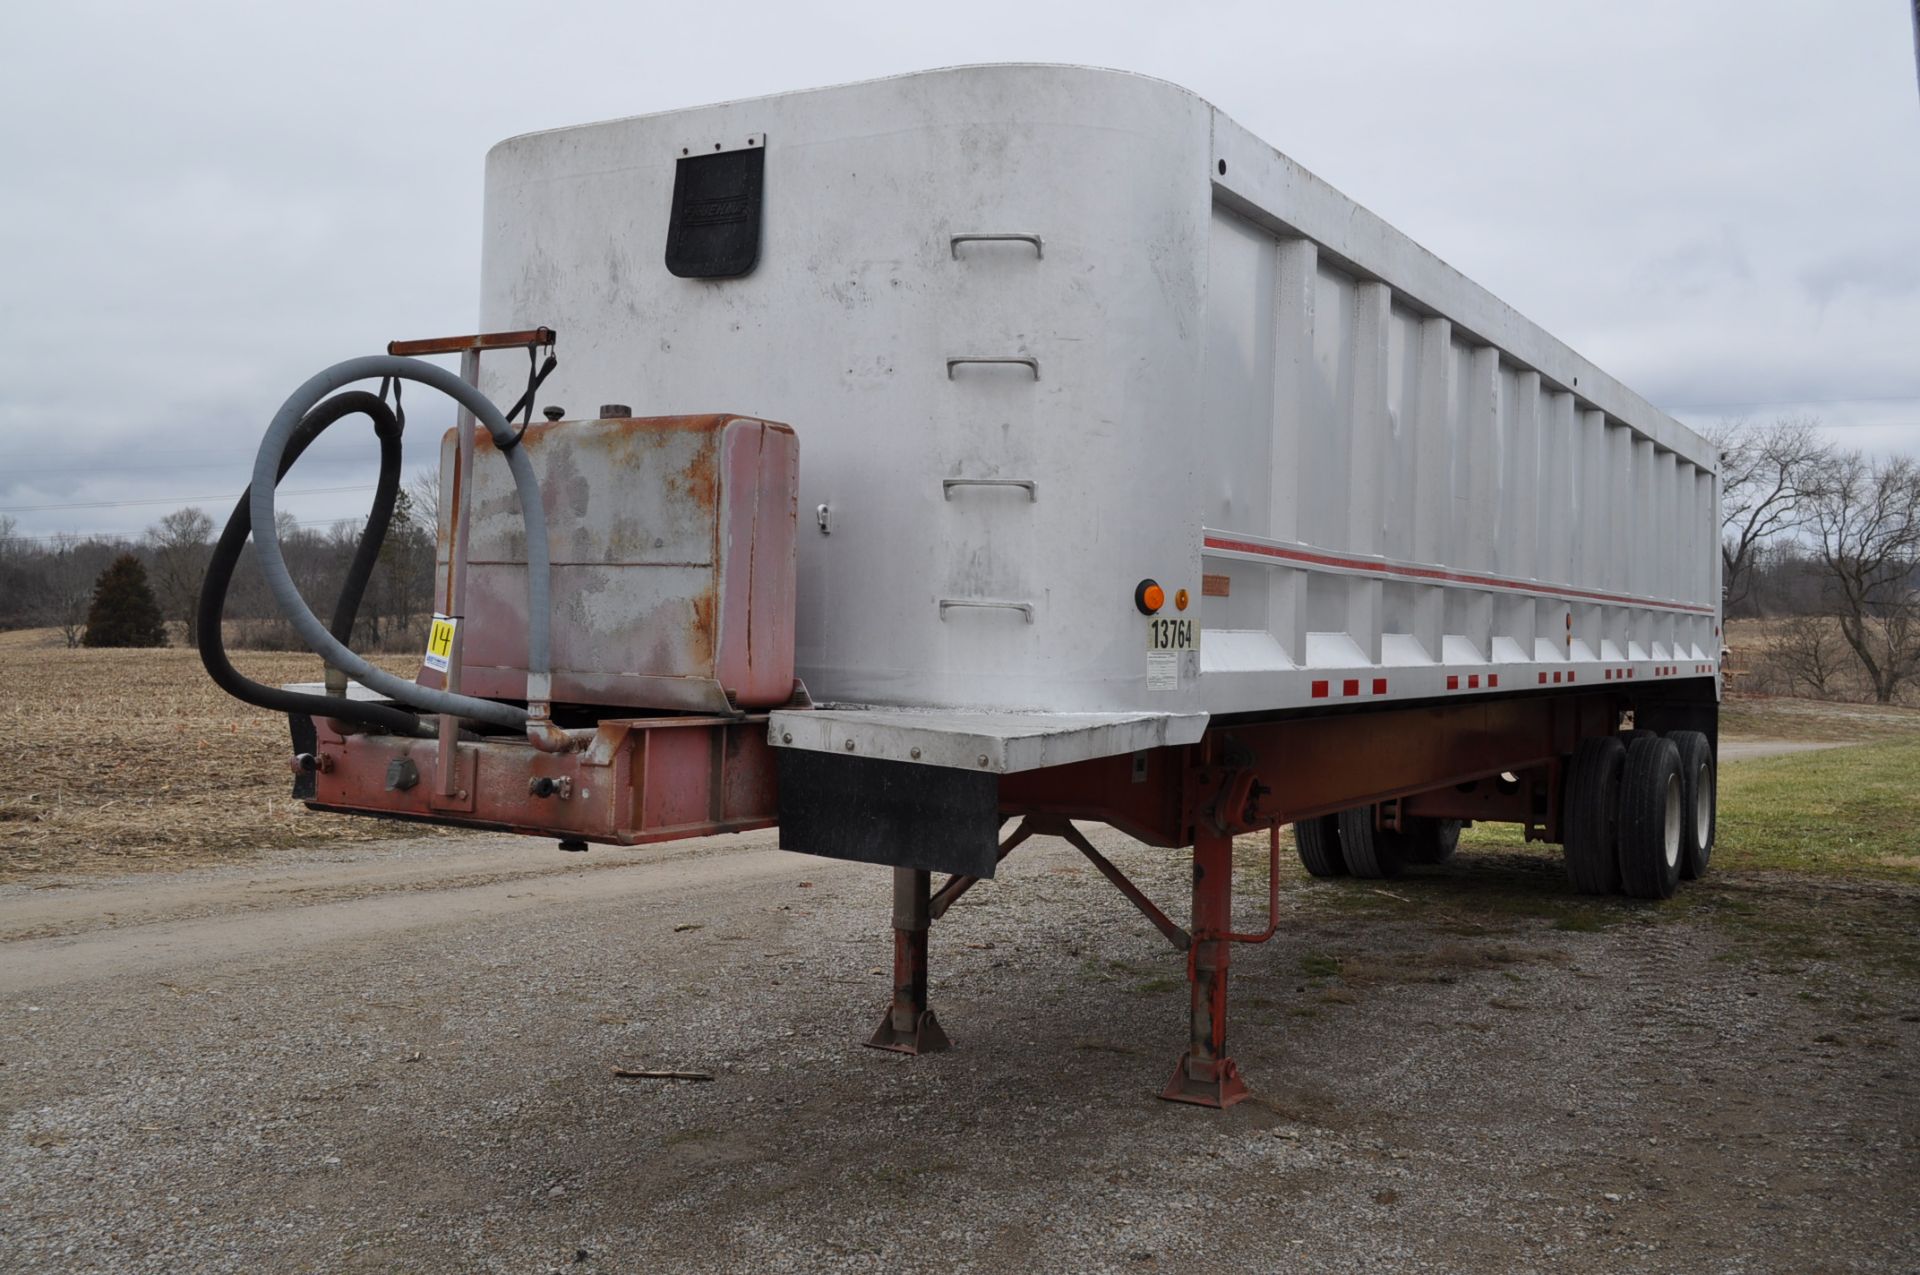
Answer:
196;391;429;737
245;355;553;733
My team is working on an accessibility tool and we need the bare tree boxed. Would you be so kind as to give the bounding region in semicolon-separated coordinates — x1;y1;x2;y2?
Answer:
1708;417;1832;613
407;464;441;536
46;535;96;648
0;517;26;631
1806;452;1920;704
145;506;216;643
1772;613;1850;698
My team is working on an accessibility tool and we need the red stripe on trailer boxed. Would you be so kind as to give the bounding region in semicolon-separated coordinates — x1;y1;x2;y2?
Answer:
1343;679;1360;697
1372;678;1387;695
1538;672;1548;684
1553;671;1562;683
1468;674;1480;689
1311;680;1329;699
1488;674;1498;688
1201;535;1717;615
1568;671;1576;683
1447;675;1460;690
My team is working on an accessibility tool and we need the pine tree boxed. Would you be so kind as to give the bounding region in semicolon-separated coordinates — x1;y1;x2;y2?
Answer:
82;553;168;648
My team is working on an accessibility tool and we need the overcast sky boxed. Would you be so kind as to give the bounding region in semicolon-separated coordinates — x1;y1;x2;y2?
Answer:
1;0;1916;544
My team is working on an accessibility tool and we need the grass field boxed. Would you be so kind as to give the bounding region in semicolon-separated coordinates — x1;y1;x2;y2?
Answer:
0;632;436;879
1724;615;1920;707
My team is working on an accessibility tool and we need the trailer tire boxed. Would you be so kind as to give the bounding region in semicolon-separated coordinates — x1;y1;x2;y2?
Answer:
1337;806;1404;879
1293;815;1346;878
1401;817;1463;865
1669;730;1715;880
1563;736;1626;895
1617;735;1685;900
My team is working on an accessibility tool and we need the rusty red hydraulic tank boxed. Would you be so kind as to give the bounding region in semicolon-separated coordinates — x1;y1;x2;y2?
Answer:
418;412;799;713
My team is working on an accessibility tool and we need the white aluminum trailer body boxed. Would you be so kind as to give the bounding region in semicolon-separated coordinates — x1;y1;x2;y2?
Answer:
478;64;1719;762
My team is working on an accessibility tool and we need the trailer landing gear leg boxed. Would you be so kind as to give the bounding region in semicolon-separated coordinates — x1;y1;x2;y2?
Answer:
867;867;951;1055
1161;829;1248;1107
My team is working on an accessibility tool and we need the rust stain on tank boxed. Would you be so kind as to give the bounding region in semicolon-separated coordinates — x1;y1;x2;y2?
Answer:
677;431;719;511
688;586;717;664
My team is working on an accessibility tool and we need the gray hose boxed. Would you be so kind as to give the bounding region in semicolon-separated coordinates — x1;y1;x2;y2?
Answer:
248;355;551;730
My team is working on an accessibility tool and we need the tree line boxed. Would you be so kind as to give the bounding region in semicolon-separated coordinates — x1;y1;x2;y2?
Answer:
1711;418;1920;703
0;471;440;654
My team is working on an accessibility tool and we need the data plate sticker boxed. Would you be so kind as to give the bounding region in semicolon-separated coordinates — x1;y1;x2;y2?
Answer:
423;613;458;673
1146;617;1196;652
1146;650;1180;691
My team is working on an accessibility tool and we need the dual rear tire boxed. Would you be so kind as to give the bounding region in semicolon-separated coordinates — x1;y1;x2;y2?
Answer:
1292;810;1462;880
1292;728;1714;902
1563;730;1715;899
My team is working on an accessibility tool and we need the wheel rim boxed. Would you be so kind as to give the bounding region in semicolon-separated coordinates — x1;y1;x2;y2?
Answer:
1662;774;1682;870
1694;762;1712;851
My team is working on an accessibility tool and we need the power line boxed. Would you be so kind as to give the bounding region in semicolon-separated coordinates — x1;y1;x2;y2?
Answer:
0;484;377;514
1663;392;1920;412
5;460;376;477
3;516;373;546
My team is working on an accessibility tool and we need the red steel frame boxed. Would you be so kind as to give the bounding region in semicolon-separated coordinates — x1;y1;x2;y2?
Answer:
872;689;1627;1107
305;714;779;846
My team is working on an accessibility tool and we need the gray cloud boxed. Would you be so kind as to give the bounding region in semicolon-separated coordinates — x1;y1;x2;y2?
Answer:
2;0;1916;543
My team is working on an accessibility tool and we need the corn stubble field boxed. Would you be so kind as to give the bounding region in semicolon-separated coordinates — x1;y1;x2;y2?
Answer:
0;631;437;879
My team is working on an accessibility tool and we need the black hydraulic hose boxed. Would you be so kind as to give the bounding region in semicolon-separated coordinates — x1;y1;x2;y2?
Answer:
197;391;430;737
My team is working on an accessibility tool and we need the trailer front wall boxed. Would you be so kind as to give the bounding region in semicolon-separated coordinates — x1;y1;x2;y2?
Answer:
482;67;1214;716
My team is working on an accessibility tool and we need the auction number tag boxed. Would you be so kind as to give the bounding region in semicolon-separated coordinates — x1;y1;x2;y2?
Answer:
1146;617;1195;652
1145;616;1196;691
423;613;458;673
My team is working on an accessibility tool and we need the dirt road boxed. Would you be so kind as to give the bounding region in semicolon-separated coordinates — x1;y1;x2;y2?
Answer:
2;749;1915;1273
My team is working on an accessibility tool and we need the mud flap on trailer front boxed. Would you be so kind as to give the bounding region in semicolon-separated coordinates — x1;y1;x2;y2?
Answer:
776;750;1002;877
288;713;317;800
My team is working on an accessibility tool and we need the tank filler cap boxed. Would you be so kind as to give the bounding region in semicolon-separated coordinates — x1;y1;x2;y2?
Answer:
600;404;633;418
542;406;565;421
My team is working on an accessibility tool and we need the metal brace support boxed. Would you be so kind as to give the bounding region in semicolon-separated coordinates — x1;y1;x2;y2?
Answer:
929;819;1035;919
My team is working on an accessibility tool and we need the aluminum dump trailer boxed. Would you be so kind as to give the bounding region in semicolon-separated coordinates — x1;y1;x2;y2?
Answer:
240;66;1721;1107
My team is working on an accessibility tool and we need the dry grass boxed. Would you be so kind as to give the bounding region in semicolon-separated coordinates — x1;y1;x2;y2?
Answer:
1719;695;1920;742
0;632;441;881
1724;616;1920;707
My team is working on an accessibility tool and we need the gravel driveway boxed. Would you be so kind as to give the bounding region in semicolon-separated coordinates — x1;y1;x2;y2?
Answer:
3;797;1914;1274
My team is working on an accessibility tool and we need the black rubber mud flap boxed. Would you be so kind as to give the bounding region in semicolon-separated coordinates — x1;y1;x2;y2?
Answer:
777;750;1001;877
665;140;764;278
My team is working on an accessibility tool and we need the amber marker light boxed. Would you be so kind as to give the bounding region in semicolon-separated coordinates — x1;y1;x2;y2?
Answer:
1174;588;1190;611
1135;580;1165;614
